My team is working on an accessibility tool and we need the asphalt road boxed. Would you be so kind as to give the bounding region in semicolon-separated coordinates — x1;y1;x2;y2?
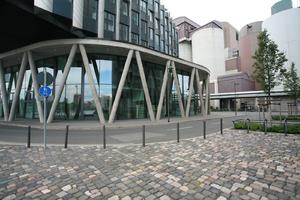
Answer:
0;115;246;146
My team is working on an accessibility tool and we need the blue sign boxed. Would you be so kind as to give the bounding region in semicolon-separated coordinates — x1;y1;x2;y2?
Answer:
39;86;52;97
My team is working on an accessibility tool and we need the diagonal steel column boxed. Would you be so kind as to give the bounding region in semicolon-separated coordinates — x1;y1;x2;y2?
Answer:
195;69;205;115
0;60;9;121
79;44;106;124
204;75;210;116
47;44;77;123
8;53;28;121
28;51;44;123
171;61;185;118
185;68;195;117
135;51;155;121
156;60;170;120
109;50;134;123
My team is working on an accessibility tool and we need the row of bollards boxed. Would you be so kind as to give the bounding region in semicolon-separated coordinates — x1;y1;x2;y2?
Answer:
26;118;226;149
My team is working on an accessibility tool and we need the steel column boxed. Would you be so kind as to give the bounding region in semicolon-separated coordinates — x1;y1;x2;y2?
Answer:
98;0;105;38
185;68;195;117
28;51;44;123
135;51;155;121
47;44;77;123
195;69;205;115
171;61;185;118
116;0;121;40
109;50;134;123
79;44;106;124
156;60;170;120
0;60;9;121
8;53;28;121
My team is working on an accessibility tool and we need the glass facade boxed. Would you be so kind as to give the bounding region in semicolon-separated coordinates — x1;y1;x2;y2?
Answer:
0;53;199;121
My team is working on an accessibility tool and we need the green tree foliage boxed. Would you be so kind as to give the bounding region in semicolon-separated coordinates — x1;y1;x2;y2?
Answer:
253;30;287;100
283;62;300;114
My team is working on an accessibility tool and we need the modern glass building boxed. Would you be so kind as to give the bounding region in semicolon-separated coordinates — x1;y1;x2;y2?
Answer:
271;0;293;15
0;0;210;124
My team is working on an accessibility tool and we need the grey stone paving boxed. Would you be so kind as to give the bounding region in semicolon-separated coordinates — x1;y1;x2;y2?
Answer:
0;130;299;200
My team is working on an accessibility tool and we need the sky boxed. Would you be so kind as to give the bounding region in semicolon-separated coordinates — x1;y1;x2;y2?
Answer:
160;0;299;30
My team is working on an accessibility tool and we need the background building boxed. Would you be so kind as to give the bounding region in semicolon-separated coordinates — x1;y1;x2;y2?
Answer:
0;0;210;123
263;7;300;90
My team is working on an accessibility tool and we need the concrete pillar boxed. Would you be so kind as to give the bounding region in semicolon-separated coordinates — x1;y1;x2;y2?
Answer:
195;69;204;115
156;60;170;120
98;0;105;38
109;50;134;123
185;68;195;117
0;60;9;121
8;53;28;121
171;61;185;118
135;51;155;121
116;0;121;40
79;44;106;124
28;51;44;123
47;44;77;123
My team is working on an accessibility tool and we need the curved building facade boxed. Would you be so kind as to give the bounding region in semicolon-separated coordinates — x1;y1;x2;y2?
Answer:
0;1;210;124
191;22;225;95
263;8;300;89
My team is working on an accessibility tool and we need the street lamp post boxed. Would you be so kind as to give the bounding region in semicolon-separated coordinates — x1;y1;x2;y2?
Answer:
167;66;172;122
234;82;239;116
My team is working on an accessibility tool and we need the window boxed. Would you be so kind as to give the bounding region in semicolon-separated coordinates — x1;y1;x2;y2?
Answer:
132;0;139;6
120;24;129;41
141;40;148;47
160;25;164;35
148;10;154;22
160;40;165;52
165;17;168;26
132;11;139;26
121;0;129;16
149;28;154;40
155;2;159;13
141;20;147;36
132;33;139;44
155;34;160;50
160;10;164;18
155;18;159;29
104;12;115;32
140;0;147;13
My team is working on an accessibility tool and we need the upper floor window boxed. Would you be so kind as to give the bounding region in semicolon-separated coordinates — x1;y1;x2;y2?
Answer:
155;2;159;13
155;18;159;29
121;0;129;16
140;0;147;13
132;11;139;26
132;33;139;44
104;12;115;32
148;10;154;22
141;20;148;36
149;28;154;40
160;10;164;18
120;24;129;41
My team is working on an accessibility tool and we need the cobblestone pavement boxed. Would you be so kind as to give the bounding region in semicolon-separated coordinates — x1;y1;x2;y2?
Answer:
0;130;299;200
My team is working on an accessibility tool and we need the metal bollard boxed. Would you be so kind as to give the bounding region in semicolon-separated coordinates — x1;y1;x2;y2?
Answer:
203;121;206;139
220;118;223;135
27;126;31;148
177;123;180;143
142;125;145;147
64;125;69;149
264;119;268;134
247;119;250;134
103;125;106;149
284;119;288;136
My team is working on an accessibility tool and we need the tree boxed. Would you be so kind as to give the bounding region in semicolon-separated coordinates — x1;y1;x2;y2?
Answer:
283;62;300;115
252;30;287;120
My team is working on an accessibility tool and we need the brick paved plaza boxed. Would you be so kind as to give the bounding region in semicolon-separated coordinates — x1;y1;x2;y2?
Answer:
0;130;299;200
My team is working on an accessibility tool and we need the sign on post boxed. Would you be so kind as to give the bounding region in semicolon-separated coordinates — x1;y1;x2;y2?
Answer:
39;86;52;97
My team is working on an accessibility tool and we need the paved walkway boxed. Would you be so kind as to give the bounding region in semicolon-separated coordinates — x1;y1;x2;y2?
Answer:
0;130;299;200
